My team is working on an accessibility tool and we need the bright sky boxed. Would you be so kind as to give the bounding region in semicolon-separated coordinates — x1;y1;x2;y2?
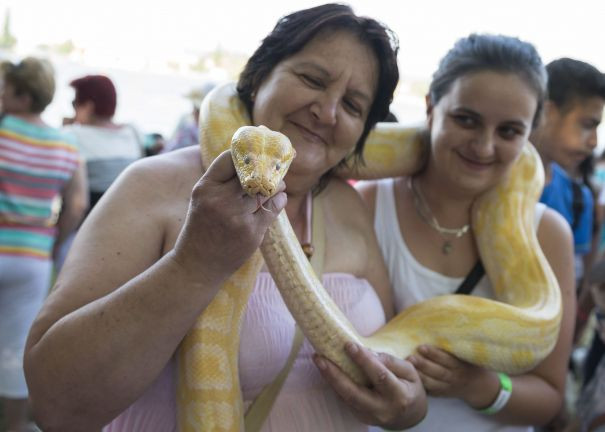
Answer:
4;0;605;78
2;0;605;139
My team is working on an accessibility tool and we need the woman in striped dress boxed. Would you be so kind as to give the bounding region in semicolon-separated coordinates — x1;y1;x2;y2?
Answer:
0;57;87;432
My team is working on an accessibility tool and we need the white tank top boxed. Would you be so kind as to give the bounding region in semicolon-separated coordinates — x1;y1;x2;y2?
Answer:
372;177;545;432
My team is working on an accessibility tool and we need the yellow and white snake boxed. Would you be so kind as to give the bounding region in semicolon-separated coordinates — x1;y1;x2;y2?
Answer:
176;83;562;431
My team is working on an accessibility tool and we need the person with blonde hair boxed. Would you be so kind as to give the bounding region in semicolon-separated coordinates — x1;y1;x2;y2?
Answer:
0;56;87;432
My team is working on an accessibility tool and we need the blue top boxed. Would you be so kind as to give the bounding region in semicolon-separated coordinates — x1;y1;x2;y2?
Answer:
540;162;593;255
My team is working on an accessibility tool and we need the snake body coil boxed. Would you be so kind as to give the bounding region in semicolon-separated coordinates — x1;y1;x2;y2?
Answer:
177;83;562;431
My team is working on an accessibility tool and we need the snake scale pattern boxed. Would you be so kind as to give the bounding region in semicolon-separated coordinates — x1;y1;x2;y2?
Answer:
175;83;562;431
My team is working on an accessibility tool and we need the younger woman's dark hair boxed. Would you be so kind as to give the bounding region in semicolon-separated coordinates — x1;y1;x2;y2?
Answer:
237;3;399;168
429;33;547;129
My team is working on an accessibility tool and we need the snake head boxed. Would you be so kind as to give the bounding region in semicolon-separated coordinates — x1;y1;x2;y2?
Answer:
231;125;296;197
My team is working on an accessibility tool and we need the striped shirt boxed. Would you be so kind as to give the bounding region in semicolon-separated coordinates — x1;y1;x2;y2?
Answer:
0;115;80;259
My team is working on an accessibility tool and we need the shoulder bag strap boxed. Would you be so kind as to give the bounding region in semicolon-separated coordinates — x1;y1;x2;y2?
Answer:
244;194;325;432
455;260;485;295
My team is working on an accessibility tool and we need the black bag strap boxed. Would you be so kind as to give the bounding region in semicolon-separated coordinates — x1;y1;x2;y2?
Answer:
455;261;485;295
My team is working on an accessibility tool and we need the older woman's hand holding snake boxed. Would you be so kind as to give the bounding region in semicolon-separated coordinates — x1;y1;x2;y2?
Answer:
315;343;427;429
171;149;287;285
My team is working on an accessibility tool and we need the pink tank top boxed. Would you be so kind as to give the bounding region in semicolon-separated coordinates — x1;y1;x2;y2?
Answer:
104;272;385;432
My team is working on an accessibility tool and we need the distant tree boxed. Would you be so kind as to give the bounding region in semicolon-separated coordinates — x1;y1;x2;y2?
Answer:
212;45;223;68
0;9;17;50
190;55;210;73
55;39;75;55
36;40;75;55
189;46;247;79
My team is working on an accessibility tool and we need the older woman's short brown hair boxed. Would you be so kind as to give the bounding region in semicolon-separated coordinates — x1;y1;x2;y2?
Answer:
1;57;56;114
237;3;399;163
237;4;399;191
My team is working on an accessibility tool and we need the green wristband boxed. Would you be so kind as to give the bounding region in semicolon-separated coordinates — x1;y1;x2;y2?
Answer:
478;372;512;415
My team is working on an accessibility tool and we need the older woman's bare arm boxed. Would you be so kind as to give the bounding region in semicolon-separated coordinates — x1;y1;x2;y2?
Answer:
24;148;286;431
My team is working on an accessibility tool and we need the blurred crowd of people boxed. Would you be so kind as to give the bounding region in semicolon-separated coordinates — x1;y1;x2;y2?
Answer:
0;55;216;431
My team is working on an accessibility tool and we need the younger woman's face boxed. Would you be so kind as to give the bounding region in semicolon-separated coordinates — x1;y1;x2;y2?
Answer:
427;71;538;195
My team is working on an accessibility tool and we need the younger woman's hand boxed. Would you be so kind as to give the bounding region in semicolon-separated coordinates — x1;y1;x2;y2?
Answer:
407;345;497;408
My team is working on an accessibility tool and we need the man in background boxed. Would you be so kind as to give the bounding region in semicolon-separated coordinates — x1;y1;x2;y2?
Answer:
163;80;217;152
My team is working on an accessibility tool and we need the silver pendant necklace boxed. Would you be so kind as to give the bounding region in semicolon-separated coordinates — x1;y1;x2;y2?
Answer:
408;177;470;255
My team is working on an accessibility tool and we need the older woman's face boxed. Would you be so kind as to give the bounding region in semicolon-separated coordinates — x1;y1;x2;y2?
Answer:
251;30;378;184
426;71;538;195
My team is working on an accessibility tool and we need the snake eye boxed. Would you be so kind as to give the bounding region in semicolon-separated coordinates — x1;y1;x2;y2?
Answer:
275;162;281;171
244;156;251;164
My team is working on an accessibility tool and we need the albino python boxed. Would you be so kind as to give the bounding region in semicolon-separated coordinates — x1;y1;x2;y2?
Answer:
176;83;562;431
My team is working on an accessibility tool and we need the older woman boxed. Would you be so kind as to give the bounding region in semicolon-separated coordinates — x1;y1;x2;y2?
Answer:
0;57;87;432
24;4;426;431
358;34;575;430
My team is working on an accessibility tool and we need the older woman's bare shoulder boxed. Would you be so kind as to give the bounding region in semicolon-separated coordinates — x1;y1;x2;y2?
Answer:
133;146;202;180
323;178;373;227
118;147;203;195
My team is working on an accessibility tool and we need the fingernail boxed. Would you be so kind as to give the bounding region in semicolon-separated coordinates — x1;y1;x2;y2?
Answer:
275;192;287;211
418;345;428;354
346;342;359;354
314;355;327;371
408;355;416;364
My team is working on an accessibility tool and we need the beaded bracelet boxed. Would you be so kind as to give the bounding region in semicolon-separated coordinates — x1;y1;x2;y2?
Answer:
478;372;512;415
